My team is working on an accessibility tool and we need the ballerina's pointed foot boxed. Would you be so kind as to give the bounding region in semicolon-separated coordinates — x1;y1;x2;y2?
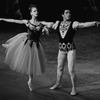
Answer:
50;84;60;90
28;80;33;91
2;44;5;47
70;90;77;96
2;44;8;48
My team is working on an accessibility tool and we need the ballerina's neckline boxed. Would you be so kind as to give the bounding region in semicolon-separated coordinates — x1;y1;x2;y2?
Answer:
29;20;41;26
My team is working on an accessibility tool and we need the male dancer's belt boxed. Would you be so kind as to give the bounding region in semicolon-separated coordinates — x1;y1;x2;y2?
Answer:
59;42;76;52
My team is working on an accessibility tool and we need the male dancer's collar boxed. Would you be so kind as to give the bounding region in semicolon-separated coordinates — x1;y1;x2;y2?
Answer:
62;20;71;23
61;21;71;26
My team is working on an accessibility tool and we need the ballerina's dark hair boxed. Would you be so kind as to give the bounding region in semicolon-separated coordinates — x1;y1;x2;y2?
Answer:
29;4;37;11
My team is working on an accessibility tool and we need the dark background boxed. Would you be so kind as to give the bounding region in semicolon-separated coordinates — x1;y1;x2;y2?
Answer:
0;0;100;31
0;0;100;21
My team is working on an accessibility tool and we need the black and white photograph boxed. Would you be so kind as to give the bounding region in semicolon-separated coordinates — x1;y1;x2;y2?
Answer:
0;0;100;100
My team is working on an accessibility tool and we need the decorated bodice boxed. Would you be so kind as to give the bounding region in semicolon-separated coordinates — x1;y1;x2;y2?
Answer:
27;21;44;41
57;21;76;44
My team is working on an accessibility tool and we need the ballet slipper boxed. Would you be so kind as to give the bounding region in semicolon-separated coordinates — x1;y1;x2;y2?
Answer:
2;44;5;47
70;90;76;96
27;80;32;91
50;83;60;90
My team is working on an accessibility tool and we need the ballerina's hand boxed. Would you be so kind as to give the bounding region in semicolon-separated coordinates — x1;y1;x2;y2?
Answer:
42;26;49;35
52;20;59;29
0;18;3;21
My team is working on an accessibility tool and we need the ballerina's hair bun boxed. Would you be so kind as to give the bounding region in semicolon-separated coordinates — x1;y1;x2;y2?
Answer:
29;4;37;11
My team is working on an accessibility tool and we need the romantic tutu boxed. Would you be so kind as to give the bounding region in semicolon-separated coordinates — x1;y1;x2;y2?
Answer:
2;32;47;76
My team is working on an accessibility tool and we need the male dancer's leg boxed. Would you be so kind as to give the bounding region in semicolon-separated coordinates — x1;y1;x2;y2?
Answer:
67;50;76;95
50;50;66;89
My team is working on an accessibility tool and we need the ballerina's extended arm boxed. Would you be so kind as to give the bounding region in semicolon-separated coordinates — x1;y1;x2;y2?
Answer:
0;18;27;25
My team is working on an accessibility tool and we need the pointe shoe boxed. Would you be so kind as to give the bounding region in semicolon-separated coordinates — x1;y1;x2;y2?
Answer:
2;44;5;47
2;44;8;48
50;84;60;90
70;90;76;96
28;81;32;91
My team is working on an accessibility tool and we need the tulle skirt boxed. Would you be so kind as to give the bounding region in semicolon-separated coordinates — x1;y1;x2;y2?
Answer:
2;32;47;76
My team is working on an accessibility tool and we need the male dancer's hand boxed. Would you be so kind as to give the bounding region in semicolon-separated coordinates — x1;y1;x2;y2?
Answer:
96;21;100;27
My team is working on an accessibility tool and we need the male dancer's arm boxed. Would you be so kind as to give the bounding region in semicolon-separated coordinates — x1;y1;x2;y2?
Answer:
72;21;99;29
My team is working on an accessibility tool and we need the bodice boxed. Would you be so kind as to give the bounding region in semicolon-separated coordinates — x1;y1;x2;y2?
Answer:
27;21;44;41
